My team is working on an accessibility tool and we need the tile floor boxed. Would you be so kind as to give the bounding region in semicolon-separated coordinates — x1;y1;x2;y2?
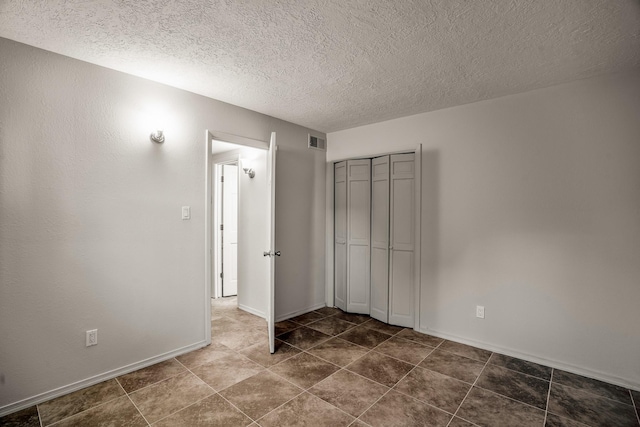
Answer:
2;296;639;426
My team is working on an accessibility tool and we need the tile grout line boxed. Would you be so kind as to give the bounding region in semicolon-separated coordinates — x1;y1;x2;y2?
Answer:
116;376;152;426
543;368;555;426
36;404;43;427
631;390;640;426
446;351;493;427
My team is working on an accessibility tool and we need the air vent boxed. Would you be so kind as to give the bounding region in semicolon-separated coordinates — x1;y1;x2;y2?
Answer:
308;134;326;151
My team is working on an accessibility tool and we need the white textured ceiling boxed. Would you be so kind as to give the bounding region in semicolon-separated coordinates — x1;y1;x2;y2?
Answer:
1;1;639;132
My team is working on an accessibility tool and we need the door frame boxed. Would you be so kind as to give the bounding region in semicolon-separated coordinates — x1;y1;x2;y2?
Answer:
326;144;422;329
205;130;270;345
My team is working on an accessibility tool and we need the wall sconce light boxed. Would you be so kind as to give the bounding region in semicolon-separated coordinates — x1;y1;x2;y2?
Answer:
243;166;255;178
150;129;165;143
242;159;255;178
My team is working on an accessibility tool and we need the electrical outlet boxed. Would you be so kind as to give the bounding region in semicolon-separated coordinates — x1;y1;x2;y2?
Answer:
86;329;98;347
476;306;485;319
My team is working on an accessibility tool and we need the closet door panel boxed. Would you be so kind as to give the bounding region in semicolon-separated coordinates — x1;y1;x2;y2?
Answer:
334;161;347;311
370;156;389;322
347;159;371;314
389;153;415;327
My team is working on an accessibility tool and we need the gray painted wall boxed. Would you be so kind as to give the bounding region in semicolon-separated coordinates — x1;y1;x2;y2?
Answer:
327;71;640;389
0;37;326;410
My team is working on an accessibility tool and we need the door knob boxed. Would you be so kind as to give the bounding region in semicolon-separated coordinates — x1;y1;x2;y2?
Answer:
263;251;271;257
274;251;281;256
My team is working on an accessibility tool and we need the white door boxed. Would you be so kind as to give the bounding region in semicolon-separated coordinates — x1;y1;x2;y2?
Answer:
389;153;415;327
222;164;238;297
347;159;371;314
370;156;389;322
334;161;347;311
266;132;277;353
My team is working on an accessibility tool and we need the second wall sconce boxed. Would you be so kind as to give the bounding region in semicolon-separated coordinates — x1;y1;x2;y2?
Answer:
242;159;255;178
150;129;165;143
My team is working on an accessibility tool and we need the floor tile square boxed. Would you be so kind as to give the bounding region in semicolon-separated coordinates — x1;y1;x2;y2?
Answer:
314;306;343;316
45;396;146;427
552;369;633;404
239;338;300;367
347;352;413;388
269;352;339;389
476;364;550;409
116;358;186;392
360;390;451;427
448;417;477;427
37;379;125;426
309;369;388;417
128;372;213;423
275;320;300;336
219;371;302;420
191;353;264;391
488;353;552;380
439;340;492;363
457;386;545;427
153;393;252;427
396;329;444;347
307;316;357;336
257;392;354;426
278;326;332;350
306;337;369;367
361;319;404;335
419;349;484;383
290;311;325;325
176;342;236;369
547;382;638;427
332;311;371;325
545;413;591;427
338;325;391;349
0;405;40;427
394;367;471;413
374;336;433;365
212;328;266;351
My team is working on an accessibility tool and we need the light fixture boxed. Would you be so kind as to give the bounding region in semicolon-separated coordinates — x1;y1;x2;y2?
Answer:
243;166;255;178
150;129;165;143
242;159;255;178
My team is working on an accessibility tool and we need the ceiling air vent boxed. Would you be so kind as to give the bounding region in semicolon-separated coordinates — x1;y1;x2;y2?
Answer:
308;134;326;151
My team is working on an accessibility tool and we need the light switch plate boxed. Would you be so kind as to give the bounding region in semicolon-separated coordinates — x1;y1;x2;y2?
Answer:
182;206;190;220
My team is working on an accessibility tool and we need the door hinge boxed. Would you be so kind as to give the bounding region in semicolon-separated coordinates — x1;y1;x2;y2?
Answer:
221;176;224;182
220;224;224;231
220;272;223;279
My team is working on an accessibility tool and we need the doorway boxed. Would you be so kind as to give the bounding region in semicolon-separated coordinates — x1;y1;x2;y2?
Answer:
205;130;278;353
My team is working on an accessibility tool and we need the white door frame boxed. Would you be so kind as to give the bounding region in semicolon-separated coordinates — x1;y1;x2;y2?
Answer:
205;130;270;345
326;144;422;329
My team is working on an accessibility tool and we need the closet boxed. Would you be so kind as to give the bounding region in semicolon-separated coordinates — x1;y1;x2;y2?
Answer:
334;153;416;327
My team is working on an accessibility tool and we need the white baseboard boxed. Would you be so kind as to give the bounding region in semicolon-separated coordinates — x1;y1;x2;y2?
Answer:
276;302;327;322
238;304;266;319
419;328;640;392
0;340;208;418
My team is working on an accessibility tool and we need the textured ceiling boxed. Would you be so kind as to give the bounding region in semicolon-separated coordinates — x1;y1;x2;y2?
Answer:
1;1;639;132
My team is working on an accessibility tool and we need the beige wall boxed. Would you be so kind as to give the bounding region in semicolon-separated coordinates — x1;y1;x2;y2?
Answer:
328;71;640;389
0;37;326;411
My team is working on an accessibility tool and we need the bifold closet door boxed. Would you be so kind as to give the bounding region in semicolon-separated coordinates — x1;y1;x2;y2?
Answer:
347;159;371;314
334;161;347;311
389;153;415;327
370;156;389;323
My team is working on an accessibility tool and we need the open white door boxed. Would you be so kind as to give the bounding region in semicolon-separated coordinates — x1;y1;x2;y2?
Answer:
221;164;238;296
265;132;277;353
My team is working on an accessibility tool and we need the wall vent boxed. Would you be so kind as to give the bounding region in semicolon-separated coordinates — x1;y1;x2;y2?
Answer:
308;134;326;151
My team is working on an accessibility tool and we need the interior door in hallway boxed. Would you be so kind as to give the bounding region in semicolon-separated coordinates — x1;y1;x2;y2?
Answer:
222;164;238;297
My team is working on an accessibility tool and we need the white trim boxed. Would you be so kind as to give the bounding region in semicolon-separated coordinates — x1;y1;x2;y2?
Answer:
204;131;213;345
238;304;266;319
325;163;335;307
413;144;422;331
419;328;640;392
275;303;327;323
0;340;207;417
210;131;269;150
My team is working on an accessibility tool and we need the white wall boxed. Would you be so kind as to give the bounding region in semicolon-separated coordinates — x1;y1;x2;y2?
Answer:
328;71;640;389
0;37;326;411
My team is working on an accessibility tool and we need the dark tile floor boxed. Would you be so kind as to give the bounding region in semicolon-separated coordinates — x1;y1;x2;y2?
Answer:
2;296;639;426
